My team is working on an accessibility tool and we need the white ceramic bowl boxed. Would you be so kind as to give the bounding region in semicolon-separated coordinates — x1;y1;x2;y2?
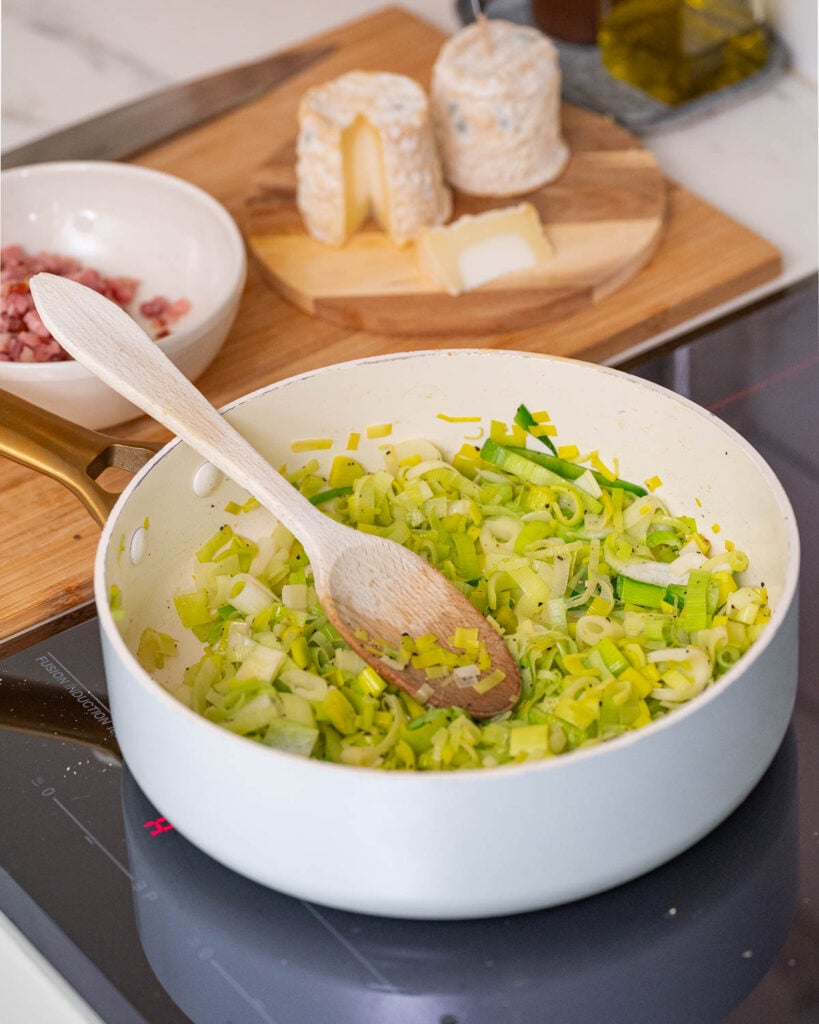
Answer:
1;160;246;429
91;350;800;919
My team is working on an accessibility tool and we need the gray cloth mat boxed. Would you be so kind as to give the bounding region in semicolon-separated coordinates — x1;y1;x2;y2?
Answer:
455;0;789;134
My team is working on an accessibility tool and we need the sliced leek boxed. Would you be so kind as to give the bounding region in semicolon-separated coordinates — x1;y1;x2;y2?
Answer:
152;409;768;772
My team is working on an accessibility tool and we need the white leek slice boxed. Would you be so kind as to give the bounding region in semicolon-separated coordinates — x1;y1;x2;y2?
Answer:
230;574;275;616
263;718;318;757
606;547;706;587
648;647;712;704
234;642;287;683
280;667;328;702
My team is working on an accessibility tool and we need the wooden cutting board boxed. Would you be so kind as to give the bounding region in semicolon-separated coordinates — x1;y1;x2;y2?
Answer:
0;5;782;651
245;105;667;334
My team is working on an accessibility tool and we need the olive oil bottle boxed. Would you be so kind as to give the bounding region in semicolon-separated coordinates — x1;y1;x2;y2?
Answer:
598;0;769;105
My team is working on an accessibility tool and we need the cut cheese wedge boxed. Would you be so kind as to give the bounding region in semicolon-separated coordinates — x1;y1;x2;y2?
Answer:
296;71;451;247
416;203;552;296
343;115;389;240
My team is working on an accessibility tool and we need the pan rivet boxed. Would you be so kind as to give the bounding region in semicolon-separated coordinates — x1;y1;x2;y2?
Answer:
130;526;148;565
193;461;222;497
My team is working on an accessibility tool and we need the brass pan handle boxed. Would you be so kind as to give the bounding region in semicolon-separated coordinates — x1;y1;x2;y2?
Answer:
0;388;162;526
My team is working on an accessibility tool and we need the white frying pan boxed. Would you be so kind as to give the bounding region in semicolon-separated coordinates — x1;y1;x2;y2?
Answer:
0;349;800;919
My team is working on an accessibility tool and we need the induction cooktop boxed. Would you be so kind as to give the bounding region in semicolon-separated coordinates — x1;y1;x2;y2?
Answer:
1;277;817;1023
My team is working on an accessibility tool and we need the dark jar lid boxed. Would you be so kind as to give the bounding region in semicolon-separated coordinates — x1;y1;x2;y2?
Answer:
530;0;599;44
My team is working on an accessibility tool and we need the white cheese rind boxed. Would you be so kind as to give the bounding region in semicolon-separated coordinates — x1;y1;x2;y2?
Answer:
431;20;569;197
416;202;552;295
296;71;452;247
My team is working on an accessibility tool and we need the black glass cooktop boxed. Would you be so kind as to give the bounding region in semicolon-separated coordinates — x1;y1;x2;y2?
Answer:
1;277;817;1024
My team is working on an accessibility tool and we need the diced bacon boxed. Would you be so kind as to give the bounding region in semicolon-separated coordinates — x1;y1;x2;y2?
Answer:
0;246;190;362
167;297;192;322
24;308;51;338
139;295;173;319
106;276;140;305
2;290;32;316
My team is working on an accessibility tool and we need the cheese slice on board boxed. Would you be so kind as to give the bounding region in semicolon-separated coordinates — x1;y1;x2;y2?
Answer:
296;70;452;247
416;203;552;295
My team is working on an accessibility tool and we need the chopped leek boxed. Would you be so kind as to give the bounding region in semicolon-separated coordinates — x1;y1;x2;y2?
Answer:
618;576;667;609
514;403;558;456
309;486;353;506
479;439;603;514
160;407;768;771
498;444;646;496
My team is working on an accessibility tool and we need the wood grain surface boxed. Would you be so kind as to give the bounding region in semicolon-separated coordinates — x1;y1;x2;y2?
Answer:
0;5;782;651
244;105;667;334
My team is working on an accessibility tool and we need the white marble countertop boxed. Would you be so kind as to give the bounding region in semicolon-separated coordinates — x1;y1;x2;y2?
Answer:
0;2;817;1021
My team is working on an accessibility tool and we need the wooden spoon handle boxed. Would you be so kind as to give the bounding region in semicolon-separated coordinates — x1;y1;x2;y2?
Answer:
28;273;521;716
29;273;337;552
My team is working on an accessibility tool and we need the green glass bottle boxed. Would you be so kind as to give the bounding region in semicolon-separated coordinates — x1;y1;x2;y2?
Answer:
597;0;769;105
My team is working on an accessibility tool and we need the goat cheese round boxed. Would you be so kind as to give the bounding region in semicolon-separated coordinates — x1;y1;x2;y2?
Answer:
431;20;569;197
296;71;452;247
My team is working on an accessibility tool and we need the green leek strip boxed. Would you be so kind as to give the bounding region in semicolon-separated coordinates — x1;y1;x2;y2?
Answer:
646;529;680;548
479;440;602;514
109;585;124;621
174;590;213;628
594;636;629;676
665;584;686;607
715;644;742;673
136;627;178;671
514;520;553;554
679;570;711;632
503;445;647;497
514;403;558;456
550;485;584;527
309;486;353;506
196;524;234;563
451;531;481;579
618;576;667;609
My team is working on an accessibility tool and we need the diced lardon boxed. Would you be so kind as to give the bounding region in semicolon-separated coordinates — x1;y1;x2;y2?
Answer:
431;19;569;197
296;70;452;247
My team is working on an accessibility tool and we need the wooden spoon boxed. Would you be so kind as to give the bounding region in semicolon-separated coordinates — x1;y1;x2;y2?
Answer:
29;273;520;717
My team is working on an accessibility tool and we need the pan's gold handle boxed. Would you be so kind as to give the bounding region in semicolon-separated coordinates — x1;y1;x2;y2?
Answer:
0;388;162;526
